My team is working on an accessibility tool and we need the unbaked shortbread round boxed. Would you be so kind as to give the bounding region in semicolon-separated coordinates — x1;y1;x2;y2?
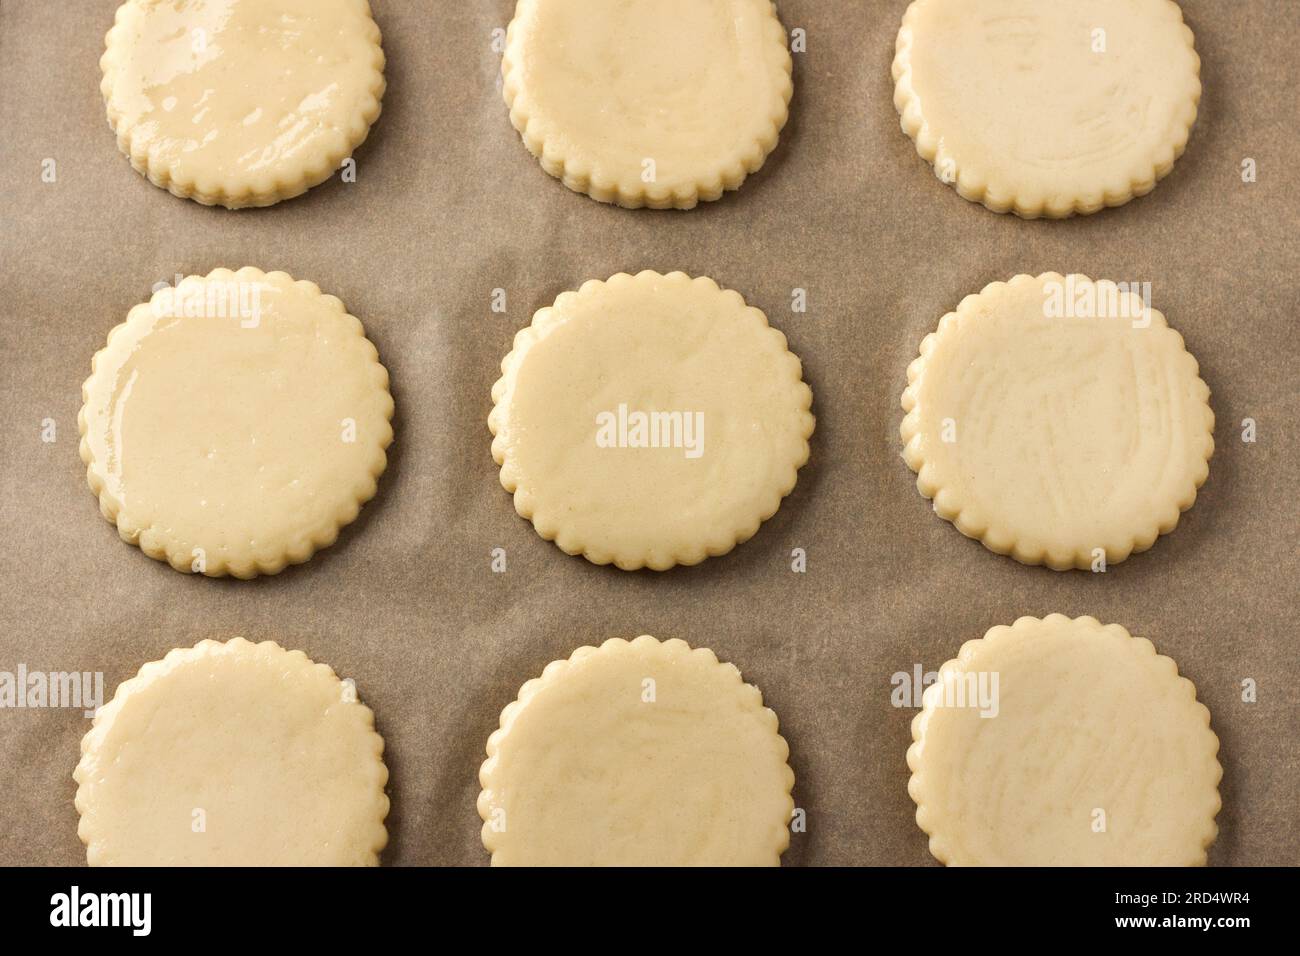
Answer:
101;0;386;208
908;615;1221;866
501;0;793;209
892;0;1200;217
490;271;814;571
478;635;794;866
901;273;1213;570
75;638;389;866
80;267;394;578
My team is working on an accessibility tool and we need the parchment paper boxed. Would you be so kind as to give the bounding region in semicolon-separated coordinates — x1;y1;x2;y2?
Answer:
1;0;1297;866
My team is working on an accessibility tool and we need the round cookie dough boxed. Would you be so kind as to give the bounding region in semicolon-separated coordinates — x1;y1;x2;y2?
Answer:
908;615;1221;866
501;0;793;209
478;635;795;866
75;638;390;866
892;0;1200;217
490;271;814;571
900;273;1213;570
80;267;394;578
101;0;386;208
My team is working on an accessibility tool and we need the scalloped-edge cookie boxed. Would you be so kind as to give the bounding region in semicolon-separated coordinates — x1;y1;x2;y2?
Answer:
101;0;386;208
79;267;394;579
901;273;1213;571
501;0;792;209
490;270;814;571
478;635;794;866
908;614;1222;866
74;638;390;866
892;0;1200;218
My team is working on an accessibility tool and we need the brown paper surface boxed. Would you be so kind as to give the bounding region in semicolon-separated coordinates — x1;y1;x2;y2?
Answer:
1;0;1296;866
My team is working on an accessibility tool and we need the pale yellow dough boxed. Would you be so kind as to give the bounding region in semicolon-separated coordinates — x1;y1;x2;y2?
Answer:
75;638;389;866
101;0;386;208
892;0;1200;217
908;615;1221;866
80;267;394;578
901;273;1213;570
478;636;795;866
490;271;814;571
501;0;793;208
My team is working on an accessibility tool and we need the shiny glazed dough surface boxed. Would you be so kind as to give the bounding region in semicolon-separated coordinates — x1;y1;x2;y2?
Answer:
79;268;393;578
101;0;385;205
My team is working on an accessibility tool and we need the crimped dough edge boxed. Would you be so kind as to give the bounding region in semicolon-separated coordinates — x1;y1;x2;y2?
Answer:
74;637;390;866
477;634;795;866
899;272;1214;571
890;0;1201;219
488;270;815;571
500;0;793;210
906;614;1222;867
